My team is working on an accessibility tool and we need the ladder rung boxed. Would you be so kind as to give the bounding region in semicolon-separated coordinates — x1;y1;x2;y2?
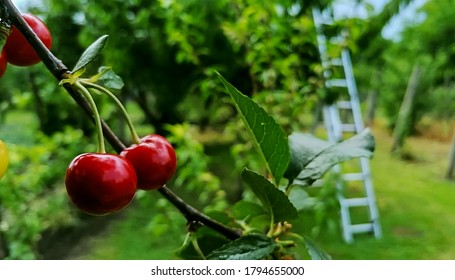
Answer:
330;58;343;66
337;100;352;109
340;197;369;207
349;223;374;234
329;36;344;44
343;172;365;181
326;79;347;87
320;21;335;27
341;124;356;132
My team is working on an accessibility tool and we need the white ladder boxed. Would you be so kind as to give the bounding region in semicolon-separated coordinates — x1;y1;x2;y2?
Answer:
312;7;382;243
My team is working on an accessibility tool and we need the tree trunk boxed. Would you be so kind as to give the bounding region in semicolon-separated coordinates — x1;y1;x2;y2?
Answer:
29;71;47;132
366;89;378;126
310;101;323;134
391;64;421;153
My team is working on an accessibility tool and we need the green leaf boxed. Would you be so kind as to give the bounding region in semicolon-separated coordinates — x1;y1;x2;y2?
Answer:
241;169;298;223
97;66;125;90
217;72;289;185
284;132;331;183
232;200;266;220
206;234;277;260
72;35;109;73
303;235;332;260
287;187;317;211
296;129;375;186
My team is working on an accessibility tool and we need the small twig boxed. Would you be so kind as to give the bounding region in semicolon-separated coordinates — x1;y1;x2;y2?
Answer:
0;0;241;241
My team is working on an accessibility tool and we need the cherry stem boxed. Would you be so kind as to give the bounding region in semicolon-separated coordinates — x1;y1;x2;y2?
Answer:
74;82;106;153
0;0;242;241
81;81;141;144
191;233;206;260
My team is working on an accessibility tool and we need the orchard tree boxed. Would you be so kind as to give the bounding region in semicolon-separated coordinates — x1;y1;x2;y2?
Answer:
43;0;251;134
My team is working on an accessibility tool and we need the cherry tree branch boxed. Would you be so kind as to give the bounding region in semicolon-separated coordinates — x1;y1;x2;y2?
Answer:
0;0;241;240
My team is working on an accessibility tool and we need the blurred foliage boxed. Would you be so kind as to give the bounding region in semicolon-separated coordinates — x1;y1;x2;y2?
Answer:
291;174;341;238
6;0;451;137
0;127;95;259
164;123;227;211
34;0;327;134
55;0;249;133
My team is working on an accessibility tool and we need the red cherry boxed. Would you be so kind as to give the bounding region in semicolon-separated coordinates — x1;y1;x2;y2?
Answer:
65;153;137;215
4;14;52;66
120;134;177;190
0;50;7;78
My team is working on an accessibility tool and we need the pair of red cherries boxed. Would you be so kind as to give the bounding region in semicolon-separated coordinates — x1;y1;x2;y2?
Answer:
65;134;177;215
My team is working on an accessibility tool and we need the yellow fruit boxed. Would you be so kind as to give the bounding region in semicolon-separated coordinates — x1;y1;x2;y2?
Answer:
0;140;8;179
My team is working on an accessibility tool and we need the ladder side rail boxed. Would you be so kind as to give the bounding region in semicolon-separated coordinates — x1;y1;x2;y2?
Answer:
339;199;354;243
359;157;382;238
341;48;364;133
323;105;342;142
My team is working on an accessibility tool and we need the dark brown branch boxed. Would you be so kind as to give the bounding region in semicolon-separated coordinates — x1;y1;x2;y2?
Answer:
158;186;241;240
0;0;241;240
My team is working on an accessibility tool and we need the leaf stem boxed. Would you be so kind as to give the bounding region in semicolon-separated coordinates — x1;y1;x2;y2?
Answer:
285;181;293;195
266;214;275;237
81;81;141;144
74;81;105;153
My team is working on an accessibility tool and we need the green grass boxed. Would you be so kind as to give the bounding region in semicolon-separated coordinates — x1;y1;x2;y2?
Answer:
1;111;38;145
69;191;187;260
